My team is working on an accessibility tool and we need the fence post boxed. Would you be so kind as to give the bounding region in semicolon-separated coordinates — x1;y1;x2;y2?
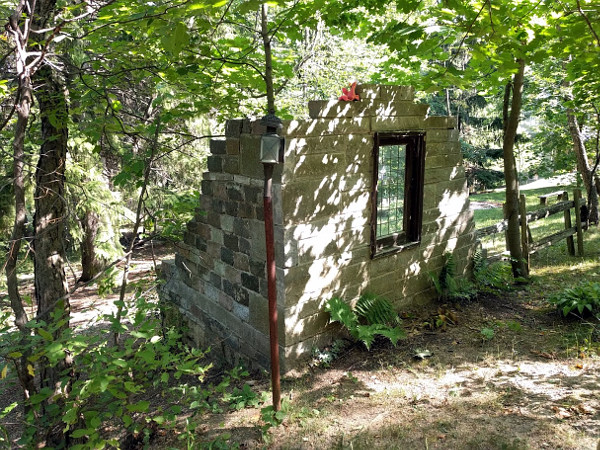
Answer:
563;191;575;256
574;189;584;256
519;194;530;272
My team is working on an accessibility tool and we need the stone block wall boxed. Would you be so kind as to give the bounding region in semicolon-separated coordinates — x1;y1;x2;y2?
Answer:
160;84;476;373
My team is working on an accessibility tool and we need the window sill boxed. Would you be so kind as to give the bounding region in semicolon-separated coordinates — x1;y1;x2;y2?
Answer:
371;241;420;260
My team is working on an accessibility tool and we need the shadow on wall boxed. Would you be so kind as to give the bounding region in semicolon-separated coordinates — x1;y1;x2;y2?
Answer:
279;120;475;360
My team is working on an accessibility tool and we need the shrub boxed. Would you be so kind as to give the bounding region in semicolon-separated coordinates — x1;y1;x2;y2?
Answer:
548;281;600;319
0;293;224;447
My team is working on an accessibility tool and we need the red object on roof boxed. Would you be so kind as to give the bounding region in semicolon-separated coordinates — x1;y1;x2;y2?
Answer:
339;82;360;101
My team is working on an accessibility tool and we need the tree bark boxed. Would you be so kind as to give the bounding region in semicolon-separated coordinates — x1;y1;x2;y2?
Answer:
502;59;528;279
5;0;37;412
5;14;32;334
79;210;102;282
32;63;71;443
566;110;599;223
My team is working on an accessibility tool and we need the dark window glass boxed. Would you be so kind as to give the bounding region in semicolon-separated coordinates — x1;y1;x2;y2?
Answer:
371;132;425;258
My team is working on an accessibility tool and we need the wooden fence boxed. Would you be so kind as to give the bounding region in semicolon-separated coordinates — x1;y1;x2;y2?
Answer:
475;189;585;266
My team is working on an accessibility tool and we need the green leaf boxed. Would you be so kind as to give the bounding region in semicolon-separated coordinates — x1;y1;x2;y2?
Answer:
38;328;54;341
137;349;156;364
71;428;93;438
127;401;149;412
162;22;190;56
63;407;78;425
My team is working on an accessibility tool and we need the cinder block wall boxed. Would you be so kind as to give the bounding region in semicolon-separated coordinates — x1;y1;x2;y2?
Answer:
161;84;476;372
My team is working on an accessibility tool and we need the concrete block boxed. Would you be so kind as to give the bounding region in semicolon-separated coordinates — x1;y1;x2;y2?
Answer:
426;153;463;170
239;134;263;179
282;178;343;225
222;156;240;175
378;85;415;102
287;135;350;156
426;141;461;157
207;155;222;172
370;116;426;132
427;128;459;142
233;302;249;322
210;138;227;154
356;84;380;99
292;152;346;179
202;172;234;182
221;214;234;233
308;100;371;119
248;291;284;337
374;101;429;117
283;311;330;347
281;118;371;137
424;166;466;185
226;138;240;155
225;119;244;138
425;116;458;129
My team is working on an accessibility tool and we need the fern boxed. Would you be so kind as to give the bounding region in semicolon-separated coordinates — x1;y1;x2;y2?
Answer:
473;248;512;292
354;293;401;326
430;252;475;302
325;295;405;350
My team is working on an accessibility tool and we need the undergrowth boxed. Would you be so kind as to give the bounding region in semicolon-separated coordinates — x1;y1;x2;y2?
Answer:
324;294;405;350
548;281;600;319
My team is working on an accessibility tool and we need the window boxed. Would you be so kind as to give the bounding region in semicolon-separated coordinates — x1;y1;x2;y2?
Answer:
370;132;425;258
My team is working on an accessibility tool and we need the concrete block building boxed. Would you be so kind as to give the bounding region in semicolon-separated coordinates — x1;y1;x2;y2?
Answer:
160;84;476;372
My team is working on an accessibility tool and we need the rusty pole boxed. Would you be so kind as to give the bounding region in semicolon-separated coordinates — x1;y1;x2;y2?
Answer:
260;2;281;412
263;160;281;411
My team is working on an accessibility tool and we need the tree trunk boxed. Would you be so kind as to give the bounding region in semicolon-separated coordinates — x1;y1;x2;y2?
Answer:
32;63;71;444
566;110;599;223
502;59;528;279
6;50;32;334
4;0;36;411
79;210;102;282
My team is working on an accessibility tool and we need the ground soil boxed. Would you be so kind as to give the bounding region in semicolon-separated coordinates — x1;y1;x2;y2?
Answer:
2;240;600;449
194;289;600;450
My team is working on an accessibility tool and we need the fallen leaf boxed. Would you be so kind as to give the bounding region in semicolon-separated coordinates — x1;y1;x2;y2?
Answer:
576;404;594;415
552;406;572;419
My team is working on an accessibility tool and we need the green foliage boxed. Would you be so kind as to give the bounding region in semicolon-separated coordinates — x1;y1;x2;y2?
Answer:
149;190;200;241
354;292;402;327
472;248;513;293
480;328;495;341
311;339;348;368
0;293;217;447
223;384;269;411
0;402;17;449
324;294;405;350
548;281;600;319
260;399;289;441
430;253;476;302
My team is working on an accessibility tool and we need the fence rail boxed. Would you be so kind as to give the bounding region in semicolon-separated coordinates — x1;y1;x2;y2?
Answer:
475;189;585;264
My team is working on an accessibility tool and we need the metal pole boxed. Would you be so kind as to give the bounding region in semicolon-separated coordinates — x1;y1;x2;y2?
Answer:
263;161;281;411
